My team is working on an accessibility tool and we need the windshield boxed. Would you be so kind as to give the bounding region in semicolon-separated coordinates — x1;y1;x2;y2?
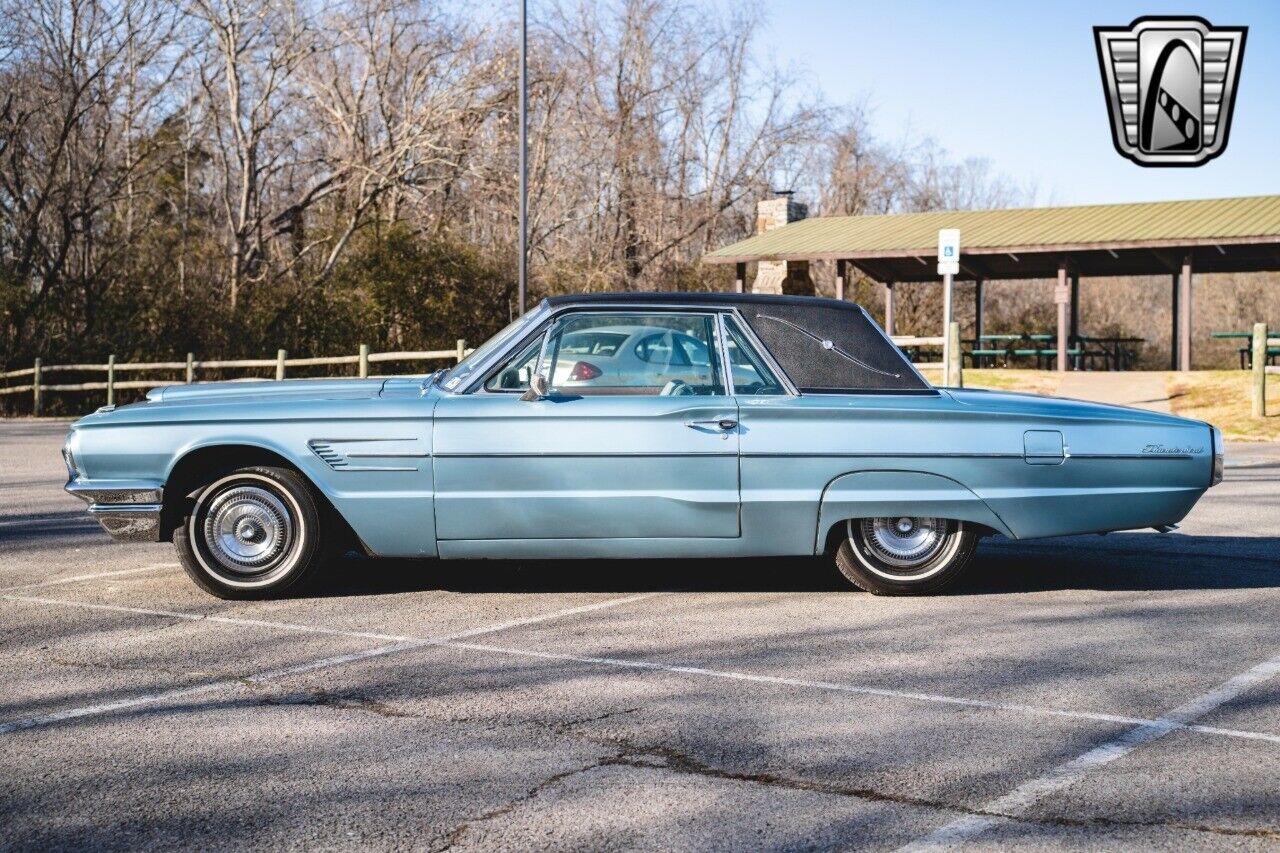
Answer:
440;303;549;391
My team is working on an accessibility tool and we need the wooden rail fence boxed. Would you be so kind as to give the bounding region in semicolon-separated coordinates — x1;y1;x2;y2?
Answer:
1;341;470;416
892;322;962;387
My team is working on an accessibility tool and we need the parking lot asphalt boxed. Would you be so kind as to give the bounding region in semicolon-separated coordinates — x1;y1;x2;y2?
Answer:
1;420;1278;851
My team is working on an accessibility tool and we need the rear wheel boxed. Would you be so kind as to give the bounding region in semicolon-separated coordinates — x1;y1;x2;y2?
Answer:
835;517;976;595
174;466;326;599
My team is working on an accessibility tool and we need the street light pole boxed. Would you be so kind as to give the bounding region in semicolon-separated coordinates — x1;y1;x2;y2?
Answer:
517;0;528;315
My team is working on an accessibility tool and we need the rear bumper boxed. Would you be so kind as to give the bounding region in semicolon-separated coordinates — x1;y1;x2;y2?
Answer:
65;480;164;542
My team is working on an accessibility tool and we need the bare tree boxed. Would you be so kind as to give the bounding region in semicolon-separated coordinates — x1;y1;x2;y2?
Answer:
0;0;180;359
188;0;318;308
8;0;1149;389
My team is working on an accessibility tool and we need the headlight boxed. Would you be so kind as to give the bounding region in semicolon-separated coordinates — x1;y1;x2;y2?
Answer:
1210;426;1224;487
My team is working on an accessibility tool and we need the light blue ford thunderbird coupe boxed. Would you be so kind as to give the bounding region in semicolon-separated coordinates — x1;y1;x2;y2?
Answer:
63;293;1223;598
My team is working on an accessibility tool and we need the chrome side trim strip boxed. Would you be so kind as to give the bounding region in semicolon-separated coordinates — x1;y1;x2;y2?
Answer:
742;452;1024;459
741;452;1199;460
309;438;427;471
88;503;164;515
432;451;739;459
309;437;419;443
1071;453;1200;460
343;452;431;458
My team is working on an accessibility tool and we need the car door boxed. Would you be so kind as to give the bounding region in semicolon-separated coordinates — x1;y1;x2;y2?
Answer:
432;309;741;541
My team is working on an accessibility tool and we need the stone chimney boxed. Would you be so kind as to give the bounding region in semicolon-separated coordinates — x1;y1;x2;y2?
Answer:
752;191;814;296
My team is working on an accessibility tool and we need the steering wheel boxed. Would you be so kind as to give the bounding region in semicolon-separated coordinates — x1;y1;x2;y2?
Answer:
659;379;696;396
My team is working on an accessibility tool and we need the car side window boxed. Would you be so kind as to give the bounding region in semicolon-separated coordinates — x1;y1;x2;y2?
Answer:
538;312;725;396
725;317;786;395
484;336;543;392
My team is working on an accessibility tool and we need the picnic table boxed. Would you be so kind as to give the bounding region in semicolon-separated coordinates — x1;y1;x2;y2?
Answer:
966;334;1143;370
1079;336;1145;371
1212;331;1280;369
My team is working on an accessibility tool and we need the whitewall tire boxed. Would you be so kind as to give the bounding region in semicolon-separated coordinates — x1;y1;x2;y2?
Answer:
174;466;326;599
835;517;976;595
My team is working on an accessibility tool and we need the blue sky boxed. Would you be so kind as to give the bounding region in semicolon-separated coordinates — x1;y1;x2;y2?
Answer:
760;0;1279;206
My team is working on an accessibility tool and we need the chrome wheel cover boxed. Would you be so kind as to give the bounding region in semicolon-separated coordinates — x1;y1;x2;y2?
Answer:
202;485;291;572
191;477;304;587
858;516;949;570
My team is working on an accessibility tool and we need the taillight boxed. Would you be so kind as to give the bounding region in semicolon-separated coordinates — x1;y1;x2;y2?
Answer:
1210;425;1224;486
567;361;602;381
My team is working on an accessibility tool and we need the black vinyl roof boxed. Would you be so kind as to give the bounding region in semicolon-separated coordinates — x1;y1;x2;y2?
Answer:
543;291;866;312
541;291;927;393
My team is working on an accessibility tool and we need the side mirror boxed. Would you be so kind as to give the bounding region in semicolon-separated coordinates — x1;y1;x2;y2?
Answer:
520;372;549;402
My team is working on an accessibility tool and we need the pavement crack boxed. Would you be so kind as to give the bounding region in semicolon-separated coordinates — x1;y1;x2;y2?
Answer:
604;742;974;815
256;687;416;719
433;755;617;851
553;706;641;732
43;653;215;680
595;741;1280;841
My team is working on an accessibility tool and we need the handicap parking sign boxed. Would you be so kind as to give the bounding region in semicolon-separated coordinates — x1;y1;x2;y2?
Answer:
937;229;960;275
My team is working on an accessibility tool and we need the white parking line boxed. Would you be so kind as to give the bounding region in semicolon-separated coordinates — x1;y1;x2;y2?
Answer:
0;563;176;592
896;648;1280;851
0;640;427;735
5;591;1280;747
0;591;663;735
441;638;1280;747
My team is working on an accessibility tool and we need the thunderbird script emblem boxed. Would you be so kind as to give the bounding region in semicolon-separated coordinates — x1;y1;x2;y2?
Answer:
1094;17;1246;166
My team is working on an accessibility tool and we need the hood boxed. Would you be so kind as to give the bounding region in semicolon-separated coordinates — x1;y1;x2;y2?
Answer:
146;377;389;405
943;387;1198;427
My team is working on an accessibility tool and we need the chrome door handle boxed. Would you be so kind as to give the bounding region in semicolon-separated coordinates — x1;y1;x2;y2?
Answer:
685;418;738;431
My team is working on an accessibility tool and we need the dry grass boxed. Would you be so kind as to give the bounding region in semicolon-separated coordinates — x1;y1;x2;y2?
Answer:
1166;371;1280;441
953;369;1062;396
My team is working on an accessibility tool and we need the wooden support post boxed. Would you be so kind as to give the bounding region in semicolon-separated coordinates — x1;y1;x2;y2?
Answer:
973;279;985;342
1253;323;1268;418
32;358;41;417
106;355;116;406
883;281;896;336
186;353;195;384
276;349;287;381
1055;262;1069;372
1179;256;1193;371
947;321;963;388
359;344;370;378
1170;272;1180;370
1069;272;1080;342
835;259;847;301
734;262;746;294
456;339;466;363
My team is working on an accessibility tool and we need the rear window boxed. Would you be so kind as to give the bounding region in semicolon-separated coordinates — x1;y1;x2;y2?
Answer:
741;302;929;392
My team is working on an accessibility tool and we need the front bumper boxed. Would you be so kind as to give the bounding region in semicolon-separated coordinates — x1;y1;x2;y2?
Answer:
65;480;164;542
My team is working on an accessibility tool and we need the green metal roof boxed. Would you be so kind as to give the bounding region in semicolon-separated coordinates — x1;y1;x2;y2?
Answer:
705;194;1280;263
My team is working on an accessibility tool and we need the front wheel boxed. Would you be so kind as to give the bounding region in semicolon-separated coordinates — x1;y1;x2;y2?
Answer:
174;466;326;599
835;517;976;596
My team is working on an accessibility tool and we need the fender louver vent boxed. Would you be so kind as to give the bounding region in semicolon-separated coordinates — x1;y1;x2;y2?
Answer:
306;438;426;472
308;441;349;470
